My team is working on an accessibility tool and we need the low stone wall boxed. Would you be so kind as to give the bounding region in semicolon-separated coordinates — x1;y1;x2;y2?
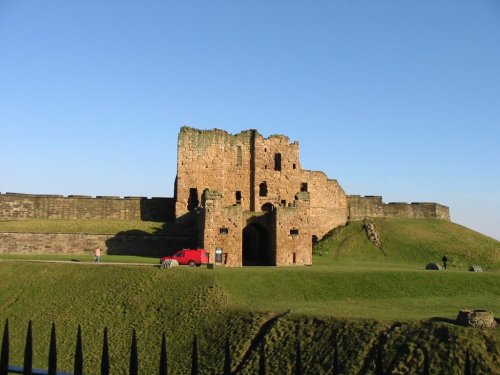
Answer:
0;232;196;257
347;195;450;221
0;192;175;222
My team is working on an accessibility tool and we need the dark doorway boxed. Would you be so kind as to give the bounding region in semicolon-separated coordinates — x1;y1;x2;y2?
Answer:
187;188;199;211
242;223;273;266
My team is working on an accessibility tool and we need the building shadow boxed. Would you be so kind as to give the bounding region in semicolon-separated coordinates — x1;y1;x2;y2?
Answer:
105;212;198;258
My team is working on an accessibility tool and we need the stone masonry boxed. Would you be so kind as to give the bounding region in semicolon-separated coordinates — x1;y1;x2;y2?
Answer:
0;127;450;264
175;127;348;266
0;193;174;222
347;195;450;221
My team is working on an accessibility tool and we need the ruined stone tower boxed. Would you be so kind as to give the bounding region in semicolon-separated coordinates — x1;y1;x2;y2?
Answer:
174;127;349;266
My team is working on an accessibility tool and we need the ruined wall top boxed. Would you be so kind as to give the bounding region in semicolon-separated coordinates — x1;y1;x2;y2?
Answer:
179;126;298;145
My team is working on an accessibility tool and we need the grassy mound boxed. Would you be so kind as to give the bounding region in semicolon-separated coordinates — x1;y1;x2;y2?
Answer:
314;218;500;269
1;218;499;372
0;262;498;374
0;218;168;234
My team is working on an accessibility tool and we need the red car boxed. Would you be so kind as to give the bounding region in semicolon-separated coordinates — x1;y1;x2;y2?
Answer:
160;249;209;267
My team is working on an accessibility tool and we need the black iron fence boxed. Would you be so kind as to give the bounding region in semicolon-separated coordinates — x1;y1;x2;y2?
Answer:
0;320;474;374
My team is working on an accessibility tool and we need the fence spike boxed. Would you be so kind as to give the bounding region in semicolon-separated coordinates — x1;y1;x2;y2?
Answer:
375;343;384;375
223;337;231;375
294;341;303;375
48;322;57;375
23;320;33;375
74;325;83;375
129;329;138;375
422;348;430;375
101;327;109;375
191;335;199;375
159;333;167;375
464;350;472;375
332;338;339;375
258;340;266;375
0;320;9;375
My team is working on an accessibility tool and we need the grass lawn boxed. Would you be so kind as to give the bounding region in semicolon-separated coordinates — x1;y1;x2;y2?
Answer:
212;257;500;320
0;218;498;373
0;218;168;234
0;258;498;374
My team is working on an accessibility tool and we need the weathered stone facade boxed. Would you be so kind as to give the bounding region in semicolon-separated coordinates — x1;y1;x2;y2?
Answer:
0;127;451;265
0;193;174;222
0;232;194;257
347;195;450;221
175;127;348;266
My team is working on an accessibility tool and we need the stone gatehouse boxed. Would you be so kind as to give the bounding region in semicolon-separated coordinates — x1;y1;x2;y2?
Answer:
175;127;349;266
0;126;450;264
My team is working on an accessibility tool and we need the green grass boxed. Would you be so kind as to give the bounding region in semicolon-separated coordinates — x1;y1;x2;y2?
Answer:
0;218;499;373
0;218;168;234
0;261;498;373
314;218;500;269
213;258;500;319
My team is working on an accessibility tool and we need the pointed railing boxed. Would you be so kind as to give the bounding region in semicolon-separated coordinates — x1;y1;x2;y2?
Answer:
0;320;480;374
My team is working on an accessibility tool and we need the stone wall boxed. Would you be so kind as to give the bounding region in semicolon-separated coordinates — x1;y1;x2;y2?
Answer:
275;194;312;266
0;193;175;222
347;195;450;221
201;189;244;266
200;188;312;267
0;232;195;257
175;127;349;240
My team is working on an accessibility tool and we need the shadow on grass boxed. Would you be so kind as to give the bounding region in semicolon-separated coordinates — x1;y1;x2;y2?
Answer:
426;317;458;325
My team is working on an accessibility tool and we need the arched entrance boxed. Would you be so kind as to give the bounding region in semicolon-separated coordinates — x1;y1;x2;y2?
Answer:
242;223;272;266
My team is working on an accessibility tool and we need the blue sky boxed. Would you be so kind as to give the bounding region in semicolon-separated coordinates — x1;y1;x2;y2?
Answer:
1;1;499;240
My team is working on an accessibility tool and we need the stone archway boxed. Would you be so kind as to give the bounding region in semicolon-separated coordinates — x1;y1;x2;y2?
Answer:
242;223;272;266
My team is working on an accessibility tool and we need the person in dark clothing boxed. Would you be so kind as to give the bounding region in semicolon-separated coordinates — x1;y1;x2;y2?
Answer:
442;255;448;269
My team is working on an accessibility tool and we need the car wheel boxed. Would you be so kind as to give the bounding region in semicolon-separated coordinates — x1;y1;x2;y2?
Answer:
188;260;196;267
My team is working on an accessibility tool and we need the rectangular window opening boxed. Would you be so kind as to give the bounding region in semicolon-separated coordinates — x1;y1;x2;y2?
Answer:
274;153;282;171
259;182;268;197
290;229;299;236
220;227;229;234
236;191;242;204
300;183;308;192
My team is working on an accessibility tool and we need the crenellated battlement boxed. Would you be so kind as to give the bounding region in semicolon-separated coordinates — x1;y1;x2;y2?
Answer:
0;127;451;265
347;195;450;221
0;192;174;222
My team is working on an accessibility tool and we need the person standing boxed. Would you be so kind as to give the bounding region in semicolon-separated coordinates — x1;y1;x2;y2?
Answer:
95;245;101;263
442;255;448;269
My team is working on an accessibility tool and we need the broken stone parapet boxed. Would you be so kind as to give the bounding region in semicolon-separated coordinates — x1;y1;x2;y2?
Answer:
456;309;497;328
363;219;382;247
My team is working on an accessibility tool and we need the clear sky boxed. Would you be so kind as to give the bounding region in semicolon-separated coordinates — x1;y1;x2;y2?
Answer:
1;1;499;240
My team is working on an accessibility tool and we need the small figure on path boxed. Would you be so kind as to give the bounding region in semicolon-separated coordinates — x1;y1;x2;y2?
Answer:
442;255;448;269
95;245;101;263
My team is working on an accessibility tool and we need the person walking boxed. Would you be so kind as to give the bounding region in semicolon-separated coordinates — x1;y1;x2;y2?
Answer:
442;255;448;269
95;245;101;263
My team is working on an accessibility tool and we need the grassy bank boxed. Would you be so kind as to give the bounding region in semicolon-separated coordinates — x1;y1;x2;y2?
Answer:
0;219;168;234
314;218;499;269
0;261;498;373
1;218;498;373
